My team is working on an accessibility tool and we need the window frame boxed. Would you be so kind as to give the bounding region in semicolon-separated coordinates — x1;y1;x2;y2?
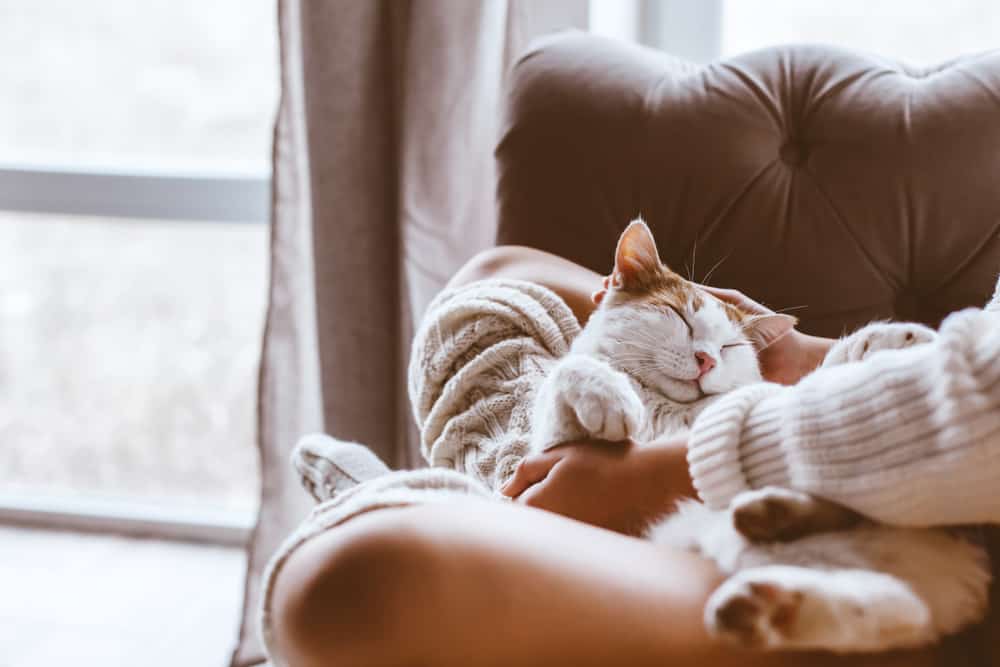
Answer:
0;165;268;544
0;164;269;223
3;0;720;545
588;0;723;63
0;492;253;547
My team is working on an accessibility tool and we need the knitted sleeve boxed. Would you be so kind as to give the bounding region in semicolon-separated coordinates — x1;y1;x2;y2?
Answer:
688;303;1000;526
407;279;580;491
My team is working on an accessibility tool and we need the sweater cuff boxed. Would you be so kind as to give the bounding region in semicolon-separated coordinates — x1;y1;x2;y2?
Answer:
688;383;785;509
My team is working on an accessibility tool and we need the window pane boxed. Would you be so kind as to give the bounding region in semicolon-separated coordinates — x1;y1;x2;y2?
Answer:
723;0;1000;65
0;0;278;172
0;213;265;512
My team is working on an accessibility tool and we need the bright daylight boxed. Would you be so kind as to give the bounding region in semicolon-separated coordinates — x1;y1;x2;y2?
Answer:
3;1;999;666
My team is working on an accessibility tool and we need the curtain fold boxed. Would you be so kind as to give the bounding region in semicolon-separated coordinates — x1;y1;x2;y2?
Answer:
233;1;587;664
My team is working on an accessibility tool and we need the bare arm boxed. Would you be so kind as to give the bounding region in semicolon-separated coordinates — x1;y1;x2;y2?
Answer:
450;245;835;385
268;246;937;667
447;245;606;324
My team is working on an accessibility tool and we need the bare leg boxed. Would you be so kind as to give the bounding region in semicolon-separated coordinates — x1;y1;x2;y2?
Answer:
270;499;938;667
447;246;834;384
447;245;603;323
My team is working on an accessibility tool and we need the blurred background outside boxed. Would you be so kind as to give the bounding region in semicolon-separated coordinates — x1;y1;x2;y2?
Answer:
0;0;277;516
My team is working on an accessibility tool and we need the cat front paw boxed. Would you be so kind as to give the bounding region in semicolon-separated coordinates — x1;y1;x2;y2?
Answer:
531;356;644;449
570;378;643;442
822;322;936;368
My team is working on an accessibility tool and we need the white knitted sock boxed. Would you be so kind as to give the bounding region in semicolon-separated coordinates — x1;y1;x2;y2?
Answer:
292;434;392;502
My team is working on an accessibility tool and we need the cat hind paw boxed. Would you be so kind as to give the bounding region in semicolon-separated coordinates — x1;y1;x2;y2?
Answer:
707;577;803;648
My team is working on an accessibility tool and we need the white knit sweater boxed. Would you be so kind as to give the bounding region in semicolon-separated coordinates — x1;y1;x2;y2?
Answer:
689;280;1000;526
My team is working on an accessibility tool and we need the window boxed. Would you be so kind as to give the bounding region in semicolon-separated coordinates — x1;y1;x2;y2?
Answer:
589;0;999;65
722;0;1000;65
0;0;278;536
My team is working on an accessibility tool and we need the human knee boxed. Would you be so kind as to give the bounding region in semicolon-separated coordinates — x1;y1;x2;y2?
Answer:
449;245;532;287
270;512;444;666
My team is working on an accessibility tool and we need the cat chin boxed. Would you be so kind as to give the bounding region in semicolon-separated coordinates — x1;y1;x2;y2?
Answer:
654;377;704;403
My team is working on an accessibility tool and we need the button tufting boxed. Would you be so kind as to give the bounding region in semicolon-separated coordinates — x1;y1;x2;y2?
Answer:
779;140;808;166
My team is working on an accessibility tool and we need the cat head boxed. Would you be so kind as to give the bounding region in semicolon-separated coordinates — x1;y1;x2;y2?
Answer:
584;219;795;402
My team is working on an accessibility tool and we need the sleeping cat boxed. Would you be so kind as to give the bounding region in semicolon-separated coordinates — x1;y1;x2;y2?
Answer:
530;219;990;653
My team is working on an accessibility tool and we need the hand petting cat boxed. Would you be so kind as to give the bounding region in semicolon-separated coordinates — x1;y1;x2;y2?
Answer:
595;276;832;386
500;435;693;536
504;271;831;514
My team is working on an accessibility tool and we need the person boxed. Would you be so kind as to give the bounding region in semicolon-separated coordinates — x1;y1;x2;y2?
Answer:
268;245;998;667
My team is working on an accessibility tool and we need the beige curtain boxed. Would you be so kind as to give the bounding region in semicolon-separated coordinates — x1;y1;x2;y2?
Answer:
232;1;587;664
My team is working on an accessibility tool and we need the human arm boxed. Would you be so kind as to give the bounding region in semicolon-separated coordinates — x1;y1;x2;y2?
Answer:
500;435;694;535
689;305;1000;526
452;245;835;385
480;245;1000;527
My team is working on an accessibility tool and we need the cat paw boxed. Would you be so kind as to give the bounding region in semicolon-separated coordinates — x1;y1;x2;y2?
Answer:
706;568;932;652
707;576;804;648
731;487;860;542
822;322;936;368
531;356;644;449
731;487;820;542
569;375;644;442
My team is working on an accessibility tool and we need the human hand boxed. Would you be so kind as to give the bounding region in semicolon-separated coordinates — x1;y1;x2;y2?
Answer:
700;285;833;385
593;277;832;385
500;437;693;536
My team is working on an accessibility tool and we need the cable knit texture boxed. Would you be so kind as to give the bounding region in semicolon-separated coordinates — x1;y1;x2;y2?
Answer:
689;275;1000;526
259;279;578;665
408;278;581;489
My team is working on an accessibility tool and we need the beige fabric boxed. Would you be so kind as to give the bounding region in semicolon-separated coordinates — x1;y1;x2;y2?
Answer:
258;278;578;665
239;2;587;664
409;279;581;490
259;467;494;667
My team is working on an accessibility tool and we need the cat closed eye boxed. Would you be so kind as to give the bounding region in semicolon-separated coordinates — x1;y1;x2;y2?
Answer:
721;342;750;349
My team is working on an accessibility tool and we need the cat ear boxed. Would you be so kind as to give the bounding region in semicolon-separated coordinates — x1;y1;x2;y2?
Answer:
613;219;662;289
743;314;797;351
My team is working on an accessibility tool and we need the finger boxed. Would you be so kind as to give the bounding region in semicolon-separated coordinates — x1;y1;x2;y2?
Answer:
500;452;561;498
517;458;569;509
701;285;743;303
701;285;773;316
518;479;552;509
592;275;613;305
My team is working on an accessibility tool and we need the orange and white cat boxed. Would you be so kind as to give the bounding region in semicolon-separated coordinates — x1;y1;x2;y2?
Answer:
530;220;990;653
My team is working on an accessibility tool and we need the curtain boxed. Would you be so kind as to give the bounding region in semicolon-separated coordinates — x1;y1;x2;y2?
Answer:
232;1;588;664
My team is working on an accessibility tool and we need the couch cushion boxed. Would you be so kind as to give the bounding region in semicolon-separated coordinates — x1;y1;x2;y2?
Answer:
497;33;1000;336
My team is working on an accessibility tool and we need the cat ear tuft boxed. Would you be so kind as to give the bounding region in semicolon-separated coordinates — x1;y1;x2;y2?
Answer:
613;219;662;289
744;314;797;351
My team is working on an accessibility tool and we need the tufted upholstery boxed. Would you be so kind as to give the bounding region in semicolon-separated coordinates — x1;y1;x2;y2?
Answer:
496;32;1000;337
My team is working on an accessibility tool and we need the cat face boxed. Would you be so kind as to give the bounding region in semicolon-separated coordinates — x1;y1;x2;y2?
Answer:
582;220;794;403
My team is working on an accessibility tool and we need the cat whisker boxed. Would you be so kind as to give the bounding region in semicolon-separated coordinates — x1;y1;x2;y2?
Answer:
700;251;732;286
688;237;698;282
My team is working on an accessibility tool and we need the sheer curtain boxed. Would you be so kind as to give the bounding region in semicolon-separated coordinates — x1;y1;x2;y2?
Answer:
233;1;587;664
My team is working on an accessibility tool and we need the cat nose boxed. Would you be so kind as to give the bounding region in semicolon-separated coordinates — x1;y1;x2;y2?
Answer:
694;351;716;378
